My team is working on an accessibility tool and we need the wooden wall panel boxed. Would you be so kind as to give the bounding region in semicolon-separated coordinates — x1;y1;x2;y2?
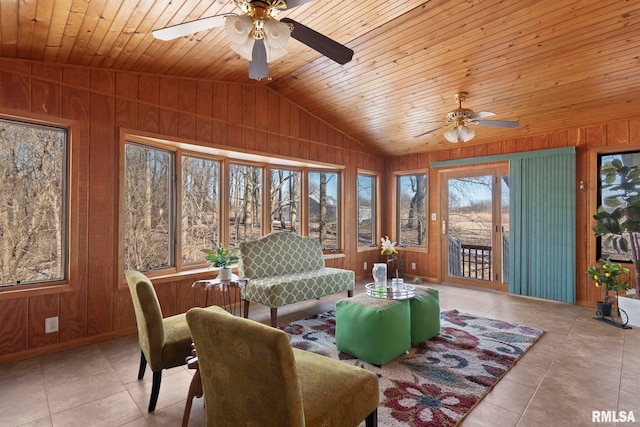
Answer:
0;299;28;355
87;92;116;336
28;294;59;348
32;79;62;117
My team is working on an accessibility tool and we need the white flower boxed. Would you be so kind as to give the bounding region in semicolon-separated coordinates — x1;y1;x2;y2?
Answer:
380;236;398;256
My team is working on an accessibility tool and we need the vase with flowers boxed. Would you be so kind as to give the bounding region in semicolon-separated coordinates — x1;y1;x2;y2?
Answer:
586;258;630;317
380;236;399;279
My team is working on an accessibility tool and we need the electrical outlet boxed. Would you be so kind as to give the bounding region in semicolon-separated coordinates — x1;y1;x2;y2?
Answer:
45;317;59;334
363;262;368;270
411;263;416;270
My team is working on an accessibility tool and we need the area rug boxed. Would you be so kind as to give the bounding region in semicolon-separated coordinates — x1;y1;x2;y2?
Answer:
282;309;544;427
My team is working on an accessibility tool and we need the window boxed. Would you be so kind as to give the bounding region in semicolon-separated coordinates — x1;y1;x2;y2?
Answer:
122;136;345;276
597;151;640;261
397;173;427;247
357;173;376;247
123;143;174;272
308;171;340;250
229;163;263;247
181;156;220;264
0;119;68;286
270;168;301;233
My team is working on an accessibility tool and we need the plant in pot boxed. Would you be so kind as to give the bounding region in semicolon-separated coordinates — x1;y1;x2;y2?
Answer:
586;258;630;317
202;244;240;281
591;158;640;325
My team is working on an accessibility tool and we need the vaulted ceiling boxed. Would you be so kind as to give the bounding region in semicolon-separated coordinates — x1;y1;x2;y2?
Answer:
2;0;640;155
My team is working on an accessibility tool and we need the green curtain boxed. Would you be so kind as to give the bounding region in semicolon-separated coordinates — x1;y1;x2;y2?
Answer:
508;148;576;303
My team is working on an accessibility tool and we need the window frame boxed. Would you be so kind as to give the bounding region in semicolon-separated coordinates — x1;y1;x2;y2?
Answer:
0;112;81;299
356;170;380;251
394;169;428;251
307;169;342;252
118;132;344;286
595;149;640;263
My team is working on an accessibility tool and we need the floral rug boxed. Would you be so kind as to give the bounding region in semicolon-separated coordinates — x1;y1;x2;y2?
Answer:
282;309;544;426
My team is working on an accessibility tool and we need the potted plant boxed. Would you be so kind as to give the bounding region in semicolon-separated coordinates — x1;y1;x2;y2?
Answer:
586;258;630;316
202;244;240;281
591;158;640;325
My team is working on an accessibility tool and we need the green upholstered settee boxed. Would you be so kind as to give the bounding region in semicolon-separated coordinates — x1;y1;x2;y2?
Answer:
239;232;354;326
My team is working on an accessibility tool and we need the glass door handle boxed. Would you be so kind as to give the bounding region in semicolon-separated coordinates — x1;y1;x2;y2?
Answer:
442;220;447;235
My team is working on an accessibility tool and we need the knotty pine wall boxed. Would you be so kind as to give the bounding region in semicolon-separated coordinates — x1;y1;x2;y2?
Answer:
0;58;385;362
385;122;640;308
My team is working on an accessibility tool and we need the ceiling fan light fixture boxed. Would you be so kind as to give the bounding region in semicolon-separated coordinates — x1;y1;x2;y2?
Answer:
444;127;460;143
458;125;475;142
263;19;291;62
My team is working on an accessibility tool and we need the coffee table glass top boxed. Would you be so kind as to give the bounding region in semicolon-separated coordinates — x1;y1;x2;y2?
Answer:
365;282;416;300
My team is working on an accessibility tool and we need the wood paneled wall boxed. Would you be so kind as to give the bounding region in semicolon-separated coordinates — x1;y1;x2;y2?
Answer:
0;58;384;362
0;57;638;362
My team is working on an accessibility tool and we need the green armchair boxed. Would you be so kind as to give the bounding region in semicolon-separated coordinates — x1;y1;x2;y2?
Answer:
124;269;196;413
187;306;379;426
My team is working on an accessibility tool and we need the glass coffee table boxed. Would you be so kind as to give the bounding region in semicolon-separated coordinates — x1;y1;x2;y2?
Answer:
365;282;416;300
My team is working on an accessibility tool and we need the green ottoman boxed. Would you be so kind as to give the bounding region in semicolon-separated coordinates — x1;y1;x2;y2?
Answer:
335;293;411;365
410;286;441;345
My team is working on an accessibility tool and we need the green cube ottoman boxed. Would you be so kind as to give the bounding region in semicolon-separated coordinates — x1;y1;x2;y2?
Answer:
410;286;441;345
335;293;410;365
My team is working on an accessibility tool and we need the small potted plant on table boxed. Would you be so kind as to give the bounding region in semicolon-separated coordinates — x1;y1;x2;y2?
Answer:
202;244;240;281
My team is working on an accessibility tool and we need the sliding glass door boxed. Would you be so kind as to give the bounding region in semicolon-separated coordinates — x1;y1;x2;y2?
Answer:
440;164;509;291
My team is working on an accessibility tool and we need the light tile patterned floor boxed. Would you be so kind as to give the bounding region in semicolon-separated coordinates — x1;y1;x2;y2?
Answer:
1;281;639;427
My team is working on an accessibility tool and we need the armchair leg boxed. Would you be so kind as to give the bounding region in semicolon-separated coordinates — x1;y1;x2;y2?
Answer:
270;308;278;327
148;371;162;412
137;350;147;380
365;409;377;427
243;299;250;318
348;289;353;297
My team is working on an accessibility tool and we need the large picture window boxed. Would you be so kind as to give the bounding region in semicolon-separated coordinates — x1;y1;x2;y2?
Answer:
0;119;68;286
122;136;345;276
357;173;377;247
308;171;340;251
597;151;640;261
397;173;427;248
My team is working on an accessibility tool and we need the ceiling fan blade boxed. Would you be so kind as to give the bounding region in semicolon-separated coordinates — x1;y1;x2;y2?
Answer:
474;119;519;128
152;14;235;41
415;125;449;138
284;0;315;9
249;39;269;80
469;111;495;120
279;18;353;64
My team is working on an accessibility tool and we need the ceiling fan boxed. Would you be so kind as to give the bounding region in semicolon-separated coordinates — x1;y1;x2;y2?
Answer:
416;92;519;143
152;0;354;80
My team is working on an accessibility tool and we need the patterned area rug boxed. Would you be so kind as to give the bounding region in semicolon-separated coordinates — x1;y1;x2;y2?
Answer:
282;309;544;427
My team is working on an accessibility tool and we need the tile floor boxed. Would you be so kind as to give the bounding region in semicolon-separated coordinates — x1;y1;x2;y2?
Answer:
1;281;639;427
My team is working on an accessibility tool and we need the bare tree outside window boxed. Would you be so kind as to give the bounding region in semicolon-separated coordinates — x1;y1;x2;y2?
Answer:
124;143;173;272
0;119;66;286
181;156;220;264
357;173;376;247
308;171;340;250
270;168;300;233
229;164;262;248
397;173;427;247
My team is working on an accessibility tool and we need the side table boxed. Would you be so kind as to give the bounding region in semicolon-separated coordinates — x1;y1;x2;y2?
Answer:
191;274;248;316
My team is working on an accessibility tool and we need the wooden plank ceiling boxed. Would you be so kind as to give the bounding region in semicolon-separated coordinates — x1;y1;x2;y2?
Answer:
1;0;640;155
